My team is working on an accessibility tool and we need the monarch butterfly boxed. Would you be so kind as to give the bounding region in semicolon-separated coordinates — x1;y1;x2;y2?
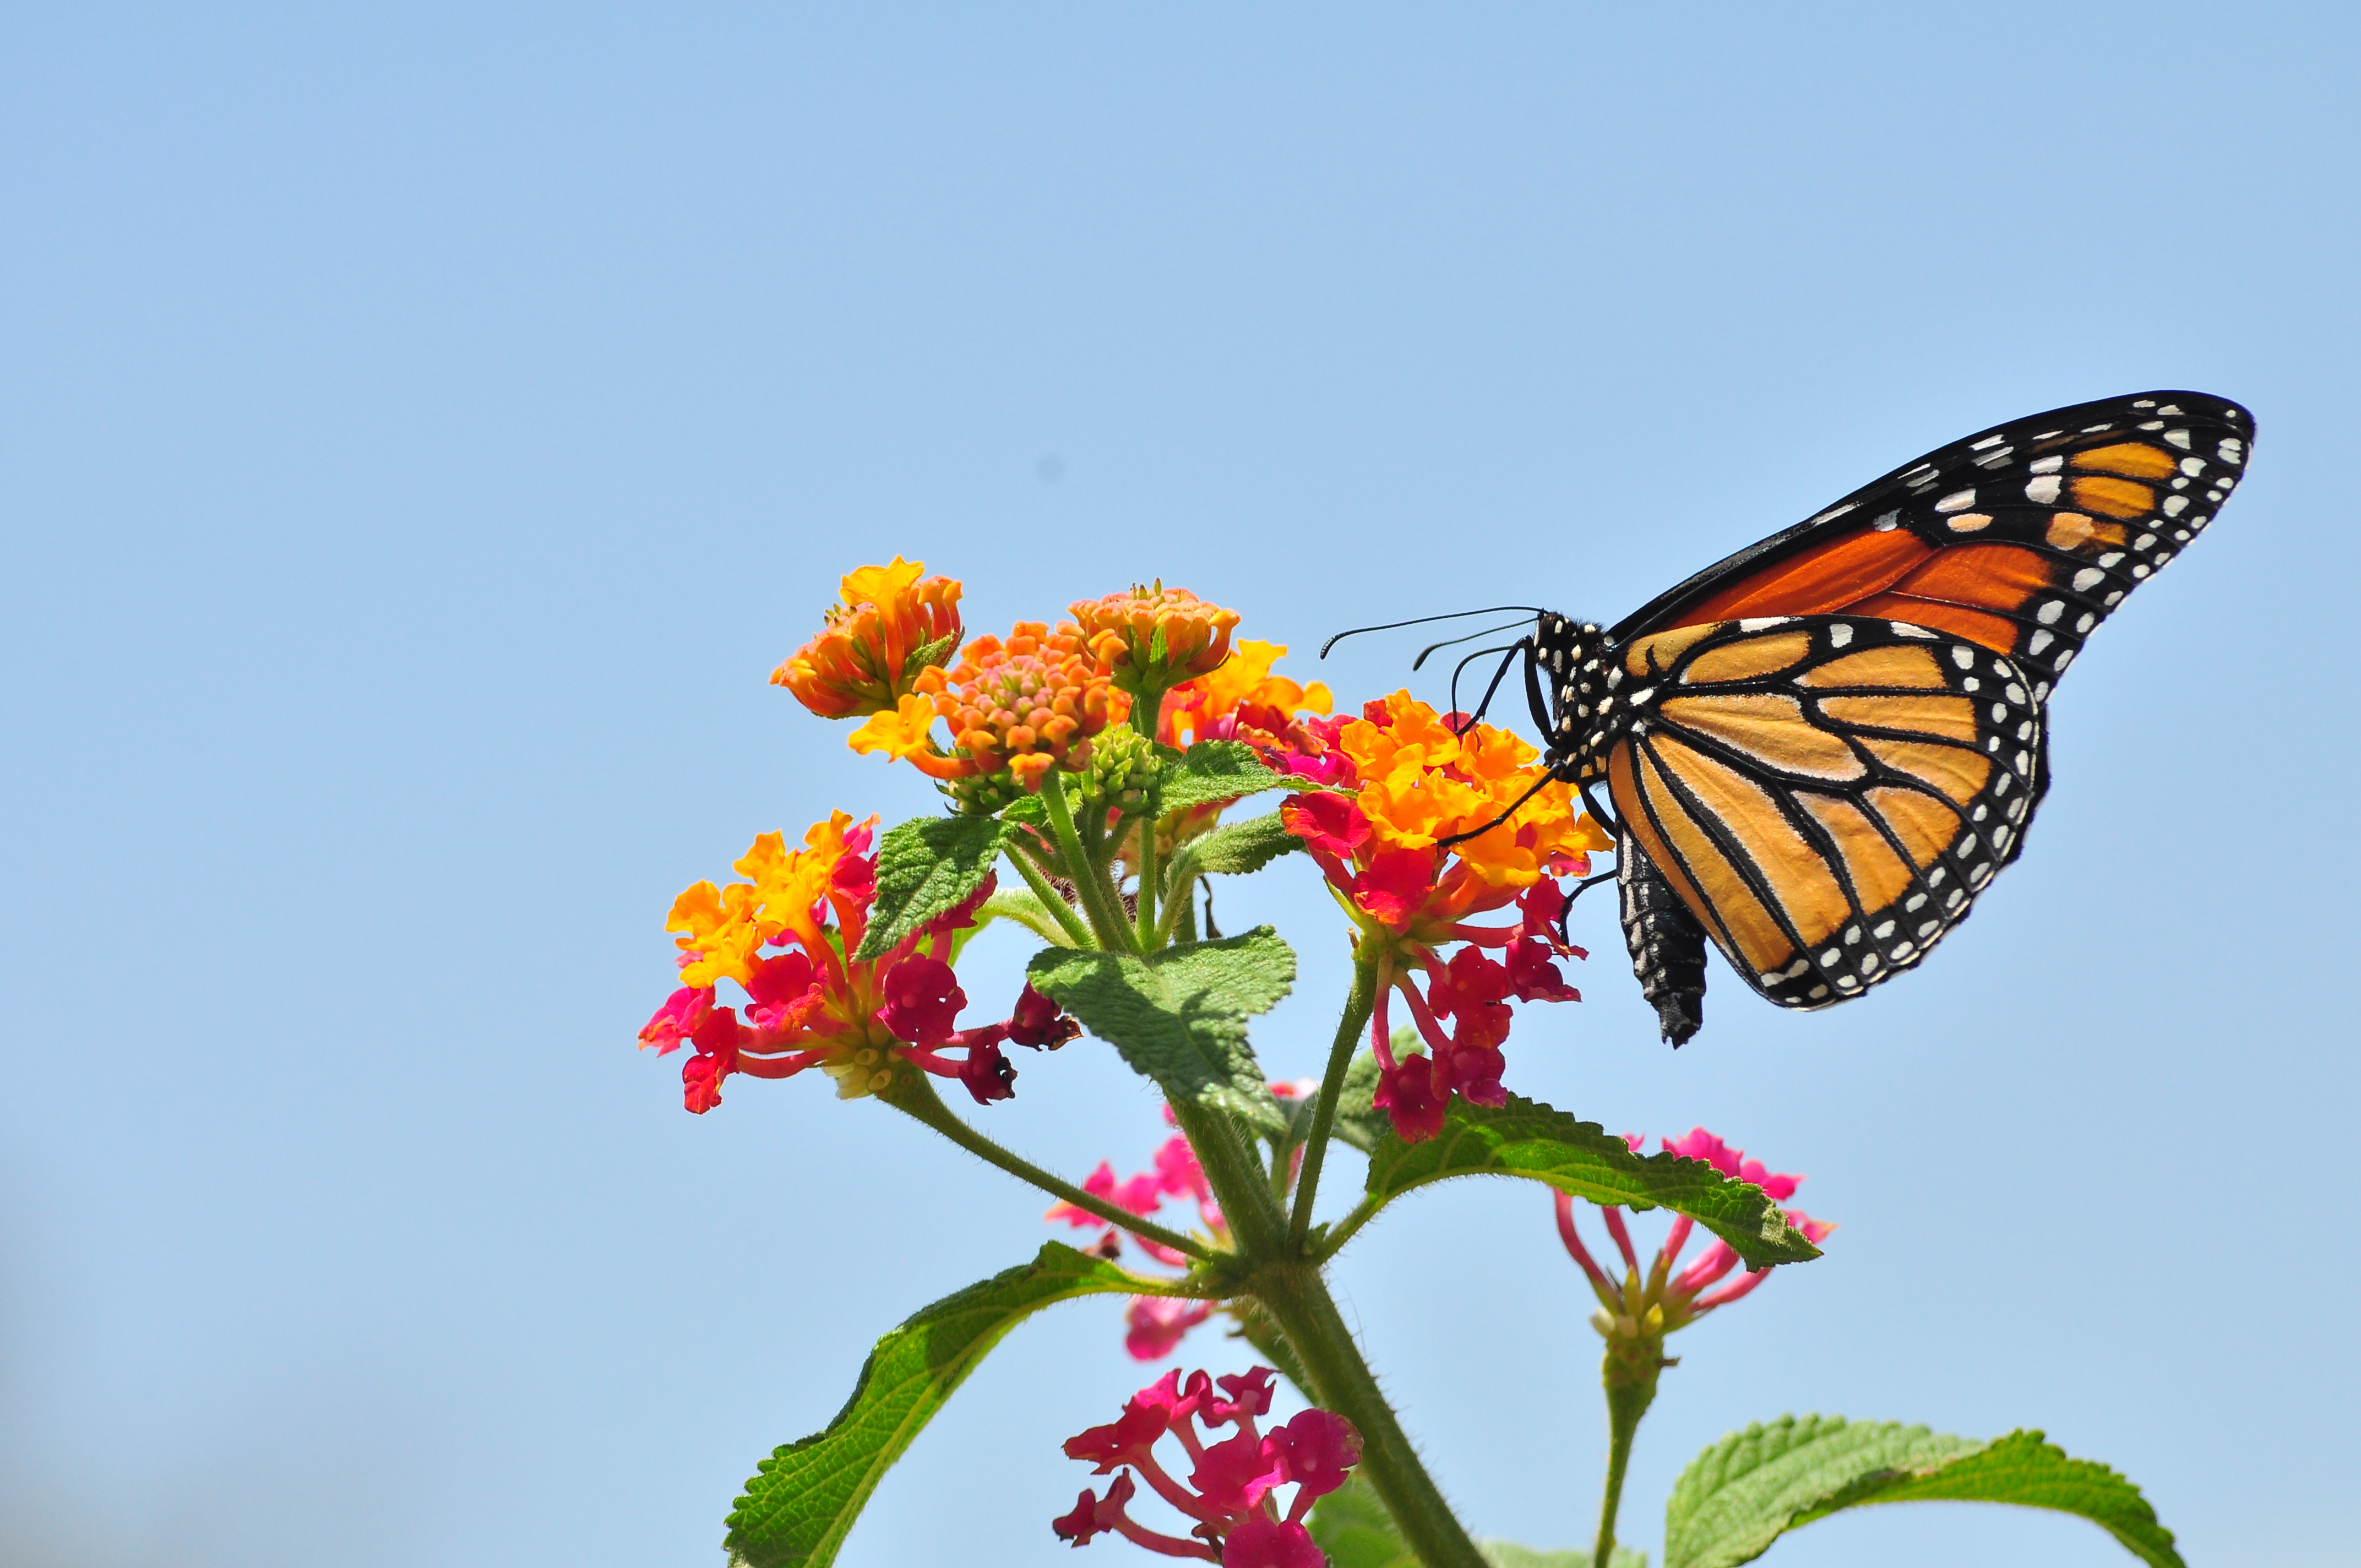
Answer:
1430;391;2252;1044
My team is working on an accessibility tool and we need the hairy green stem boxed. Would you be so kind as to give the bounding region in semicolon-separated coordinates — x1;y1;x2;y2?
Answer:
1037;778;1136;951
1593;1336;1665;1568
1152;843;1203;948
1286;959;1378;1253
1254;1261;1489;1568
1167;1090;1481;1568
886;1076;1210;1260
1007;840;1096;949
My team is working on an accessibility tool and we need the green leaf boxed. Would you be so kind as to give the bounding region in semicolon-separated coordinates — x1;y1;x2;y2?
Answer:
1358;1093;1822;1270
1155;740;1299;814
852;814;1009;961
723;1242;1208;1568
1662;1416;2182;1568
1307;1477;1419;1568
907;629;961;674
1309;1480;1633;1568
1027;928;1295;1130
1187;809;1304;875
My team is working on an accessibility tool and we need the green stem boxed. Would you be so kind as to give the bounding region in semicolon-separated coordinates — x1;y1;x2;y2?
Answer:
1037;778;1135;951
885;1075;1211;1261
1228;1295;1314;1400
1593;1337;1664;1568
1286;959;1378;1254
1309;1193;1381;1263
1254;1261;1489;1568
1008;839;1096;949
1167;1092;1481;1567
1130;688;1166;746
1133;777;1161;950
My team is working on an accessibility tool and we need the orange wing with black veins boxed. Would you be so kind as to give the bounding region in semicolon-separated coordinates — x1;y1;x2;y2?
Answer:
1612;391;2253;702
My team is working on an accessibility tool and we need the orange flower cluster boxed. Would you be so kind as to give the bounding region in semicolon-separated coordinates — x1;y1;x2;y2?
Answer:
1070;584;1241;696
774;557;963;718
1340;692;1602;893
910;620;1130;792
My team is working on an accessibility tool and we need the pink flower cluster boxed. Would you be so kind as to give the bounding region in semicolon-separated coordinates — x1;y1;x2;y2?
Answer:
1558;1128;1837;1329
1055;1366;1359;1566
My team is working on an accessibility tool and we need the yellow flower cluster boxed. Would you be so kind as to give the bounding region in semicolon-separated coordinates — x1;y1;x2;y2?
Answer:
666;810;873;988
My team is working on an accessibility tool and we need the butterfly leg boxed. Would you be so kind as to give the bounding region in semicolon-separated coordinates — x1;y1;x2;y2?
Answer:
1617;835;1708;1047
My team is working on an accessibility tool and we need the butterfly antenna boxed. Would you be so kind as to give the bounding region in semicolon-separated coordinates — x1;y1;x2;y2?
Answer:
1448;642;1524;735
1411;618;1531;671
1320;605;1543;660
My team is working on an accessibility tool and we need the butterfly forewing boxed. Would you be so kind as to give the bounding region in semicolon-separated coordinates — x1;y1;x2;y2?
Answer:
1603;617;2048;1010
1611;392;2253;698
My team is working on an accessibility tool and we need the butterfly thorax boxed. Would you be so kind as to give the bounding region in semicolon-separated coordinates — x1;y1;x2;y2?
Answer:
1530;613;1624;781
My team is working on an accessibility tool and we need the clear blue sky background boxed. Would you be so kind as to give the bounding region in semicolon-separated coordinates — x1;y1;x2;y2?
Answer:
4;8;2355;1566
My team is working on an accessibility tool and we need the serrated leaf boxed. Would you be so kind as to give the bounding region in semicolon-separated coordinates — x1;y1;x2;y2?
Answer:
1662;1416;2182;1568
1155;741;1297;814
1359;1093;1821;1270
1028;928;1294;1130
723;1243;1207;1568
1187;810;1304;875
852;814;1009;961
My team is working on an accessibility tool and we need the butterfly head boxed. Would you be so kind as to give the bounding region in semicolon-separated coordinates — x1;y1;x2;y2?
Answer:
1530;613;1615;768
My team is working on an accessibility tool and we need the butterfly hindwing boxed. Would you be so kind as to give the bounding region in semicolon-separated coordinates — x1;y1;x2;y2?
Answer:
1602;616;2049;1012
1610;391;2253;698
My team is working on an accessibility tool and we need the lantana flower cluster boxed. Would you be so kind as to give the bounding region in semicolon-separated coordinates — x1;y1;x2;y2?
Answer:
771;556;962;718
638;810;1076;1113
1282;693;1612;1142
1558;1128;1838;1344
1056;1366;1361;1567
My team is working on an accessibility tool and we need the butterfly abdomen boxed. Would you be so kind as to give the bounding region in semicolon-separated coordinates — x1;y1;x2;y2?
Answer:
1617;841;1709;1046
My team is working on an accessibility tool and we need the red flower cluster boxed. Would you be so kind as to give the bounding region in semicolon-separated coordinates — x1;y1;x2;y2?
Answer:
1281;695;1609;1142
639;812;1078;1113
1054;1366;1359;1566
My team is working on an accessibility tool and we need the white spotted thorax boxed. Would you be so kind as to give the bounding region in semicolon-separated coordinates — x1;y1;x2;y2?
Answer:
1530;615;1623;779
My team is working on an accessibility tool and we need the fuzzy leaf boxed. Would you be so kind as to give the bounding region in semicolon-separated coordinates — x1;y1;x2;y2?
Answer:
1028;928;1294;1130
1663;1416;2182;1568
723;1243;1207;1568
1359;1093;1821;1270
1155;741;1297;814
1187;810;1303;875
852;814;1008;961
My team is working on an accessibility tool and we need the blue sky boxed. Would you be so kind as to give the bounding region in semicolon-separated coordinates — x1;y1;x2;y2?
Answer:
4;7;2357;1566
